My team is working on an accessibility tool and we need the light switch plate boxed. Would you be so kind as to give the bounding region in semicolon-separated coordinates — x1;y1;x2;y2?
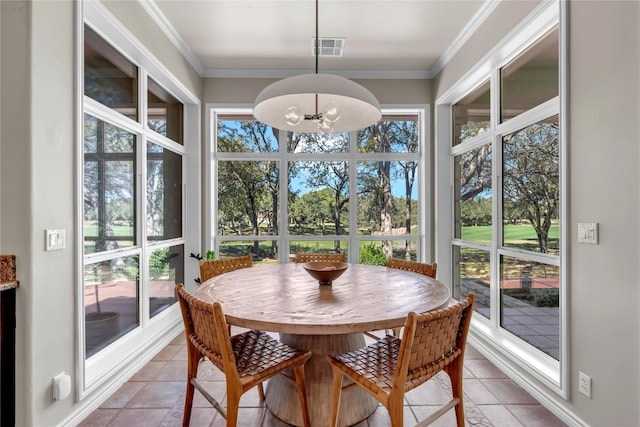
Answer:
45;229;66;251
577;223;598;244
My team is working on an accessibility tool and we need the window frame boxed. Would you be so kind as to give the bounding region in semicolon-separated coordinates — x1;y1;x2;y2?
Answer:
76;1;200;398
205;105;431;266
435;0;568;398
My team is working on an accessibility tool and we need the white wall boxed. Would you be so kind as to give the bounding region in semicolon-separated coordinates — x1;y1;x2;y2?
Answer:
567;1;639;425
1;1;38;425
434;1;640;425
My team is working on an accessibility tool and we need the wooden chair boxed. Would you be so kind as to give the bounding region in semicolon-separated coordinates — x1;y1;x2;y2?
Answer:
386;257;438;279
176;284;312;427
199;254;252;283
383;257;439;337
294;252;346;263
327;294;475;427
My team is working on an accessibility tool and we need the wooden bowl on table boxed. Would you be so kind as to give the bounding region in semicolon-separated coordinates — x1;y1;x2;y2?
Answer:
302;262;349;286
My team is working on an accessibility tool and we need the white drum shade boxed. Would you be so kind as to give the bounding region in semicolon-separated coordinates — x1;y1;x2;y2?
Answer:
253;73;381;133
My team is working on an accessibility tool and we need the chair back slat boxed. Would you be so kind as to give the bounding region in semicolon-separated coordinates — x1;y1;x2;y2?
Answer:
176;285;237;377
200;254;252;282
396;295;475;390
328;294;475;427
295;252;346;263
386;257;437;278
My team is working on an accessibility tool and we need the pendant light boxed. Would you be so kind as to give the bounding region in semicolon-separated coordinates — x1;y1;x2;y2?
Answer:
253;0;381;135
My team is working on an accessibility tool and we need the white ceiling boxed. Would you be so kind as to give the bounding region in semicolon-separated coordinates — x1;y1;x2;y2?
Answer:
143;0;494;78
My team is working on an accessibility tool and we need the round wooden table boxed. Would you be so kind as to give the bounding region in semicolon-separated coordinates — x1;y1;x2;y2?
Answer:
196;263;450;427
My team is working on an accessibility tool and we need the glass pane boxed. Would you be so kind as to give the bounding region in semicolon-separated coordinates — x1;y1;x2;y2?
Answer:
289;240;349;262
288;132;349;154
148;78;183;144
84;255;139;357
217;241;277;265
149;245;183;318
453;80;490;146
454;246;490;319
147;143;182;240
217;161;279;236
217;118;279;153
453;145;492;243
500;255;559;360
84;114;136;254
501;28;559;123
360;240;420;266
84;26;138;121
357;117;419;153
357;161;419;237
288;161;349;235
502;115;559;255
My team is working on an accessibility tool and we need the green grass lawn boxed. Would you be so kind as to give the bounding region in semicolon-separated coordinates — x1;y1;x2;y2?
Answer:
462;224;559;244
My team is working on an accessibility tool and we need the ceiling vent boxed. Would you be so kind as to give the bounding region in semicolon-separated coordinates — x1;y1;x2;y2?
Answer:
311;37;345;57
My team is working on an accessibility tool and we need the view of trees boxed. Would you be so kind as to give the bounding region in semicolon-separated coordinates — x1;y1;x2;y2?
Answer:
503;117;559;254
215;117;420;261
457;117;559;254
83;115;136;253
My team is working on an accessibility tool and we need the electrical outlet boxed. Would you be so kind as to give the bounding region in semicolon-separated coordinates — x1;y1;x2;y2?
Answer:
579;371;591;398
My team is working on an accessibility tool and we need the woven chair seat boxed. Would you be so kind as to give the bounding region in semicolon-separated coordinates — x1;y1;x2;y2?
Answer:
231;330;310;379
330;335;400;395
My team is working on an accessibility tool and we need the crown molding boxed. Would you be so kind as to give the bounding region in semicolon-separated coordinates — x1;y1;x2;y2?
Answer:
141;0;499;80
138;0;205;76
430;0;501;78
201;68;432;80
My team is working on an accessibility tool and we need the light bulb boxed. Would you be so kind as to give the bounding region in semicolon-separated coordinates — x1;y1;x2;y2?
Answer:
317;119;333;135
285;106;303;126
322;102;341;123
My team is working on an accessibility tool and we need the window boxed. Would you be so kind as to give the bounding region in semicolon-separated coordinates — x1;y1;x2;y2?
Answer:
209;111;427;267
440;4;564;394
81;22;187;388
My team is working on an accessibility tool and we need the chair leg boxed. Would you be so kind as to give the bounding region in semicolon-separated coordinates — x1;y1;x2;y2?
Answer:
293;365;311;427
329;367;344;427
182;350;200;427
387;401;404;427
257;382;265;400
446;360;466;427
225;389;241;427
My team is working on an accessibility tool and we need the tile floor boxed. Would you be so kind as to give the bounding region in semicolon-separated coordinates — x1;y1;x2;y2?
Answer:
78;332;567;427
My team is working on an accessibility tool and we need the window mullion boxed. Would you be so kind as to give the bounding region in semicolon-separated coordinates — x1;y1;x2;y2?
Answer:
348;130;358;263
279;130;289;263
490;66;501;327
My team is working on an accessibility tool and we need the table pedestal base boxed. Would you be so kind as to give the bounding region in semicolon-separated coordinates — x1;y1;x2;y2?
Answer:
265;333;377;427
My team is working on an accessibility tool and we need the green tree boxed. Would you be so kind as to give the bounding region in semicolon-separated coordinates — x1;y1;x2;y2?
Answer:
217;124;269;253
503;119;559;253
303;160;349;251
392;120;418;259
358;120;418;259
358;122;393;257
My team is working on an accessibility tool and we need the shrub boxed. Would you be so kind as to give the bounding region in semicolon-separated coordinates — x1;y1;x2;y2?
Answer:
359;243;387;266
533;288;559;307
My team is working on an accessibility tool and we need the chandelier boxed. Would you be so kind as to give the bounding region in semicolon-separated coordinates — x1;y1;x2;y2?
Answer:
253;0;381;135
